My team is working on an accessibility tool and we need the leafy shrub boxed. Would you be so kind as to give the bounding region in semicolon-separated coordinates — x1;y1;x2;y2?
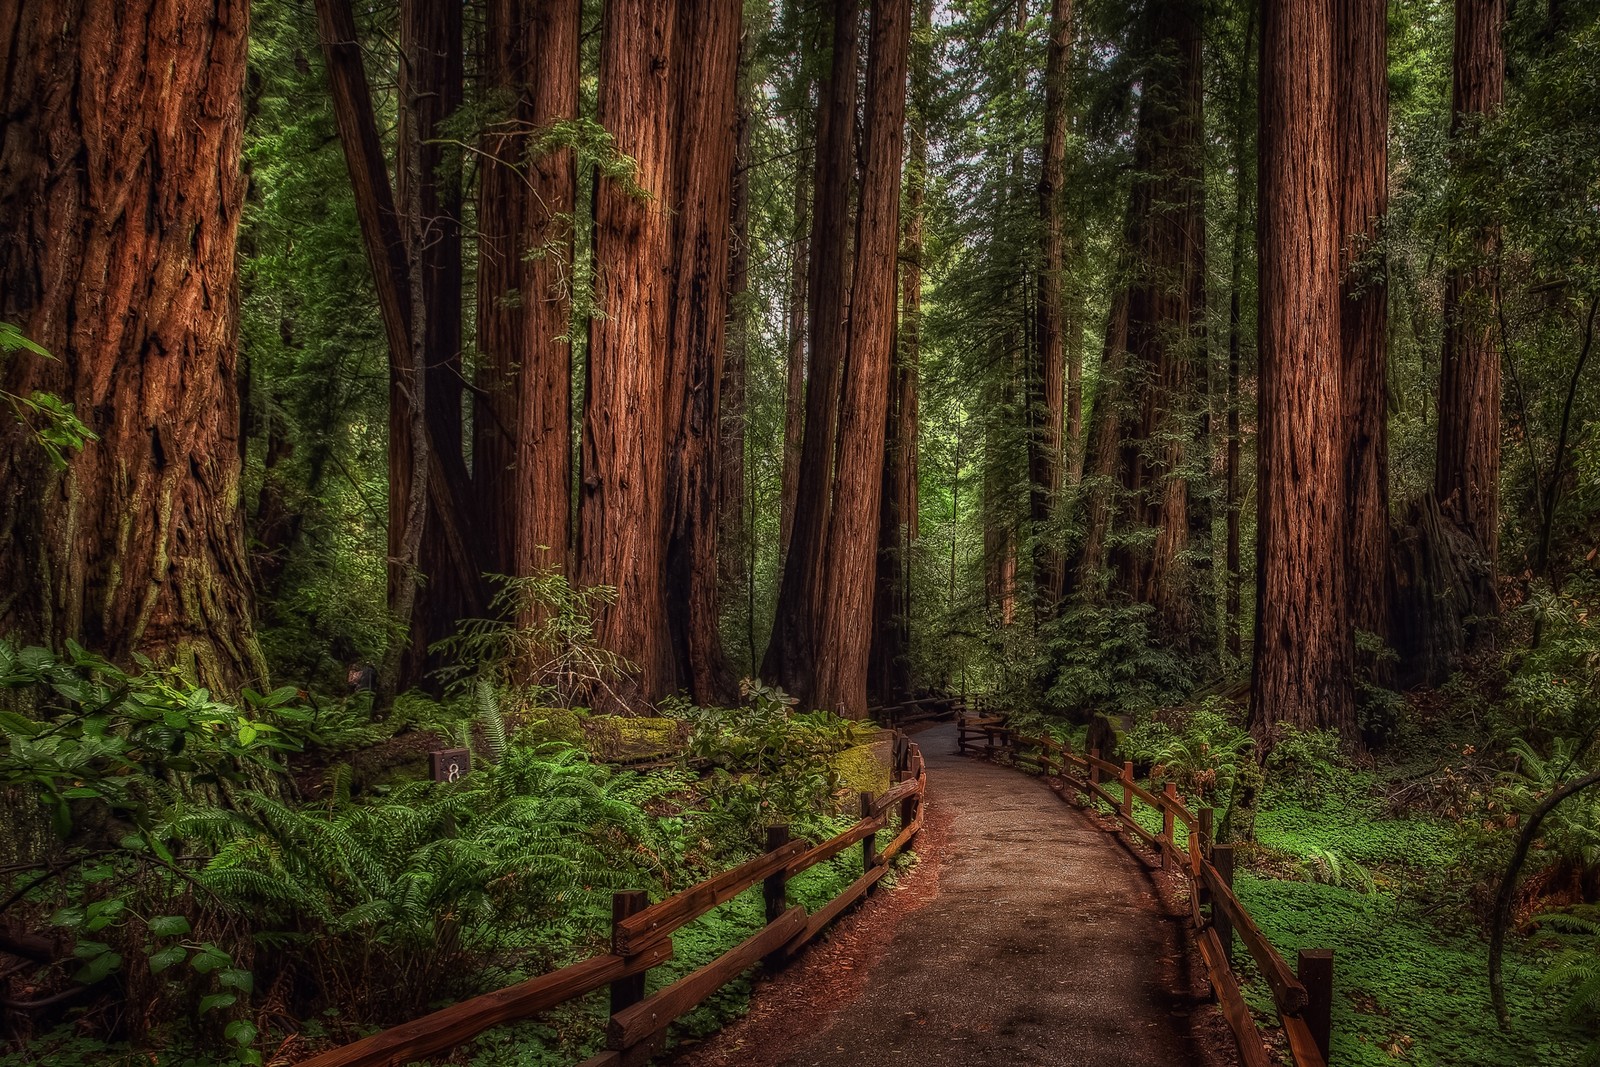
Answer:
1262;723;1349;805
1122;700;1254;804
1034;602;1199;720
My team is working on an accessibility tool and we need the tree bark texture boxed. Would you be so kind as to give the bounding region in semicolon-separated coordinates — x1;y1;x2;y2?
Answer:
1249;0;1355;741
664;0;742;707
476;0;578;586
0;0;263;690
1031;0;1072;612
1337;0;1394;655
870;0;930;705
812;0;911;718
779;136;811;565
315;0;482;690
580;0;678;704
763;0;860;705
720;29;756;603
1076;0;1206;640
1434;0;1505;599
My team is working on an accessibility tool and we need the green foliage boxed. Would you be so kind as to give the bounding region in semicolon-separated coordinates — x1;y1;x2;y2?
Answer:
0;321;97;469
1121;699;1253;803
1261;723;1349;806
1033;602;1199;718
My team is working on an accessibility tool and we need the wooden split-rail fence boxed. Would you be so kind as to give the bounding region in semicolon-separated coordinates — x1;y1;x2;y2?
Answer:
297;737;928;1067
959;713;1334;1067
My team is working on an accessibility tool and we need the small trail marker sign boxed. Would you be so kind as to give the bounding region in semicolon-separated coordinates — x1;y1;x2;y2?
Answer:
430;748;471;782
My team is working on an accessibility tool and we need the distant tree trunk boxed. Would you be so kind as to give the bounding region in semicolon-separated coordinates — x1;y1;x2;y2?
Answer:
316;0;482;692
1249;0;1355;742
664;0;742;707
397;0;473;680
813;0;911;718
476;0;578;589
1031;0;1072;612
764;0;861;705
580;0;677;705
1395;0;1505;685
779;135;812;564
1073;287;1131;596
1338;0;1393;664
1224;5;1257;661
871;0;931;705
720;24;757;606
0;0;263;691
1075;0;1206;640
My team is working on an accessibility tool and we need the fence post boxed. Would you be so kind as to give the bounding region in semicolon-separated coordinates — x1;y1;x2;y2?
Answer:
1120;761;1134;819
1299;948;1334;1063
764;825;790;923
609;890;649;1015
861;791;879;894
1089;748;1101;787
1197;807;1213;877
1161;782;1178;870
1211;844;1235;965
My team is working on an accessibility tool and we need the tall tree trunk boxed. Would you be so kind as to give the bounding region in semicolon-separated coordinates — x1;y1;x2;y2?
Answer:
0;0;263;691
1434;0;1505;600
813;0;911;718
720;23;757;607
1224;3;1257;661
315;0;482;692
780;140;812;564
1031;0;1072;612
476;0;578;589
665;0;742;707
870;0;931;705
397;0;472;681
580;0;677;705
763;0;861;705
1338;0;1393;661
1249;0;1355;742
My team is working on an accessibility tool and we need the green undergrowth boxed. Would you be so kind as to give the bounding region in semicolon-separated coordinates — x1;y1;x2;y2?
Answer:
1233;872;1583;1066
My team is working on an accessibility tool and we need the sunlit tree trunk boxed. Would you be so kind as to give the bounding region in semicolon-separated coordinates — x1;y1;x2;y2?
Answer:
1249;0;1355;742
813;0;911;718
0;0;263;690
764;0;860;705
476;0;578;589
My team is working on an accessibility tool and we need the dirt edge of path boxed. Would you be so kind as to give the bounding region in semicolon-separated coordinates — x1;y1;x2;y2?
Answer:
664;776;954;1067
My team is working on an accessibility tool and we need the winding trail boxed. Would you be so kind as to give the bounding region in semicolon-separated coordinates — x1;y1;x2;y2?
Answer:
675;721;1232;1067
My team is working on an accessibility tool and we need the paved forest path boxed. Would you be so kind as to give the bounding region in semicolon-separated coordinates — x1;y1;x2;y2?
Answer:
675;721;1229;1067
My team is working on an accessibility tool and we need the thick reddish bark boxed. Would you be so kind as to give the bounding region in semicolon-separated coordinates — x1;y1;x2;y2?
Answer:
0;0;262;689
664;0;742;706
870;0;930;705
720;35;754;603
1338;0;1393;650
1249;0;1355;742
813;0;911;718
476;0;578;587
579;0;677;705
763;0;860;705
1031;0;1072;612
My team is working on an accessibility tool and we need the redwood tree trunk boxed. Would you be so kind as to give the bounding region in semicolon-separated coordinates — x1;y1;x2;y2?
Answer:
476;0;578;587
720;29;755;604
1249;0;1355;742
665;0;742;706
0;0;263;690
1338;0;1393;655
1031;0;1072;612
779;139;812;565
813;0;911;718
870;0;930;705
1434;0;1505;597
580;0;677;704
763;0;861;705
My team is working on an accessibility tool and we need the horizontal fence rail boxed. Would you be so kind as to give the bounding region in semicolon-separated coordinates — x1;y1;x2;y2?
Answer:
298;737;929;1067
957;713;1332;1067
